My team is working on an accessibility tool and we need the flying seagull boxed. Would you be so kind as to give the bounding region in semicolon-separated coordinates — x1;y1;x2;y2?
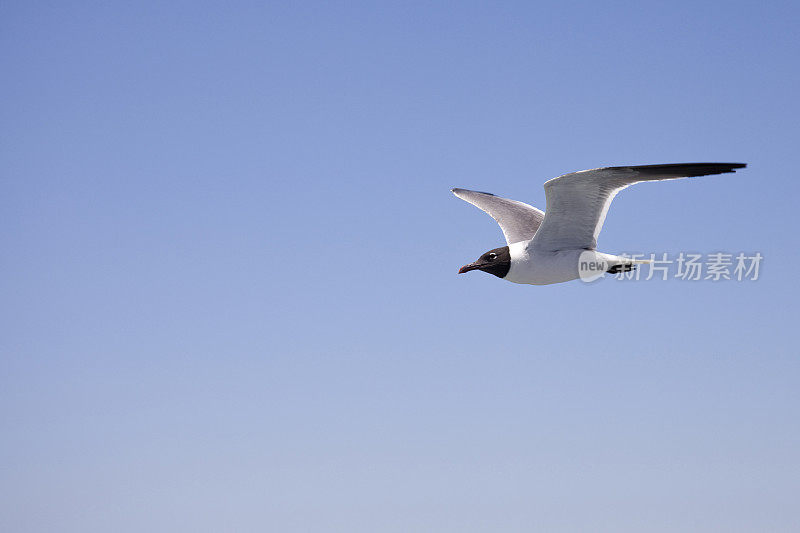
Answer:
453;162;746;285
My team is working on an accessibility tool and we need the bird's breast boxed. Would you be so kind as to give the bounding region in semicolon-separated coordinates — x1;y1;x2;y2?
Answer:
505;245;584;285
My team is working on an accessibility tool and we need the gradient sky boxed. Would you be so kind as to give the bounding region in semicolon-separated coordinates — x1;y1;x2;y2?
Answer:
2;2;799;532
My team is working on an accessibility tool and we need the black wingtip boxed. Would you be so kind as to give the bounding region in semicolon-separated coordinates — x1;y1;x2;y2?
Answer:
717;162;747;171
616;162;747;178
451;188;496;196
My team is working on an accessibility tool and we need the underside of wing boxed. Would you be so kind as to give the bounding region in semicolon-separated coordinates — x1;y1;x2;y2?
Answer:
530;162;746;252
452;188;545;245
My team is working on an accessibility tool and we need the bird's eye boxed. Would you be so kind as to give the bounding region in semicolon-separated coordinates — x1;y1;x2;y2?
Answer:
487;253;497;260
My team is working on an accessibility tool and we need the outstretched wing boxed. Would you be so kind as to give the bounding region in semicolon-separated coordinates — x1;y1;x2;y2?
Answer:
530;163;746;252
452;188;545;245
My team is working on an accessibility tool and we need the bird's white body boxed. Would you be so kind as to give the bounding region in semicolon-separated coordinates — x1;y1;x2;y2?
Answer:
506;243;629;285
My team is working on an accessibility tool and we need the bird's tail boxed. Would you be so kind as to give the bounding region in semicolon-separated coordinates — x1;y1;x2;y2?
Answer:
605;256;651;274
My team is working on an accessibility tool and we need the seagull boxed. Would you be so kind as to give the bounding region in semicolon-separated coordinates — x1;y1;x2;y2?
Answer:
453;162;746;285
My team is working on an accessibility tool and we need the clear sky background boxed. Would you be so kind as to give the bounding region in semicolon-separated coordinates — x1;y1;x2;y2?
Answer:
2;2;799;532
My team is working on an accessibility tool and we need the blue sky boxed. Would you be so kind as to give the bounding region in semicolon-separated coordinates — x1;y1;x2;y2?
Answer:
2;2;799;531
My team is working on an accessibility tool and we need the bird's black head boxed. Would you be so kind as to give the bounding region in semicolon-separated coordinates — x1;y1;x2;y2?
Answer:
458;246;511;278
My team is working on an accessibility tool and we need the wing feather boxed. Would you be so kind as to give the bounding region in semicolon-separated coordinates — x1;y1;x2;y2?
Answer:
530;163;746;252
451;188;545;245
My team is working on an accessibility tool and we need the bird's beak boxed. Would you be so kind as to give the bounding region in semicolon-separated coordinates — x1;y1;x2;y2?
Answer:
458;262;480;274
